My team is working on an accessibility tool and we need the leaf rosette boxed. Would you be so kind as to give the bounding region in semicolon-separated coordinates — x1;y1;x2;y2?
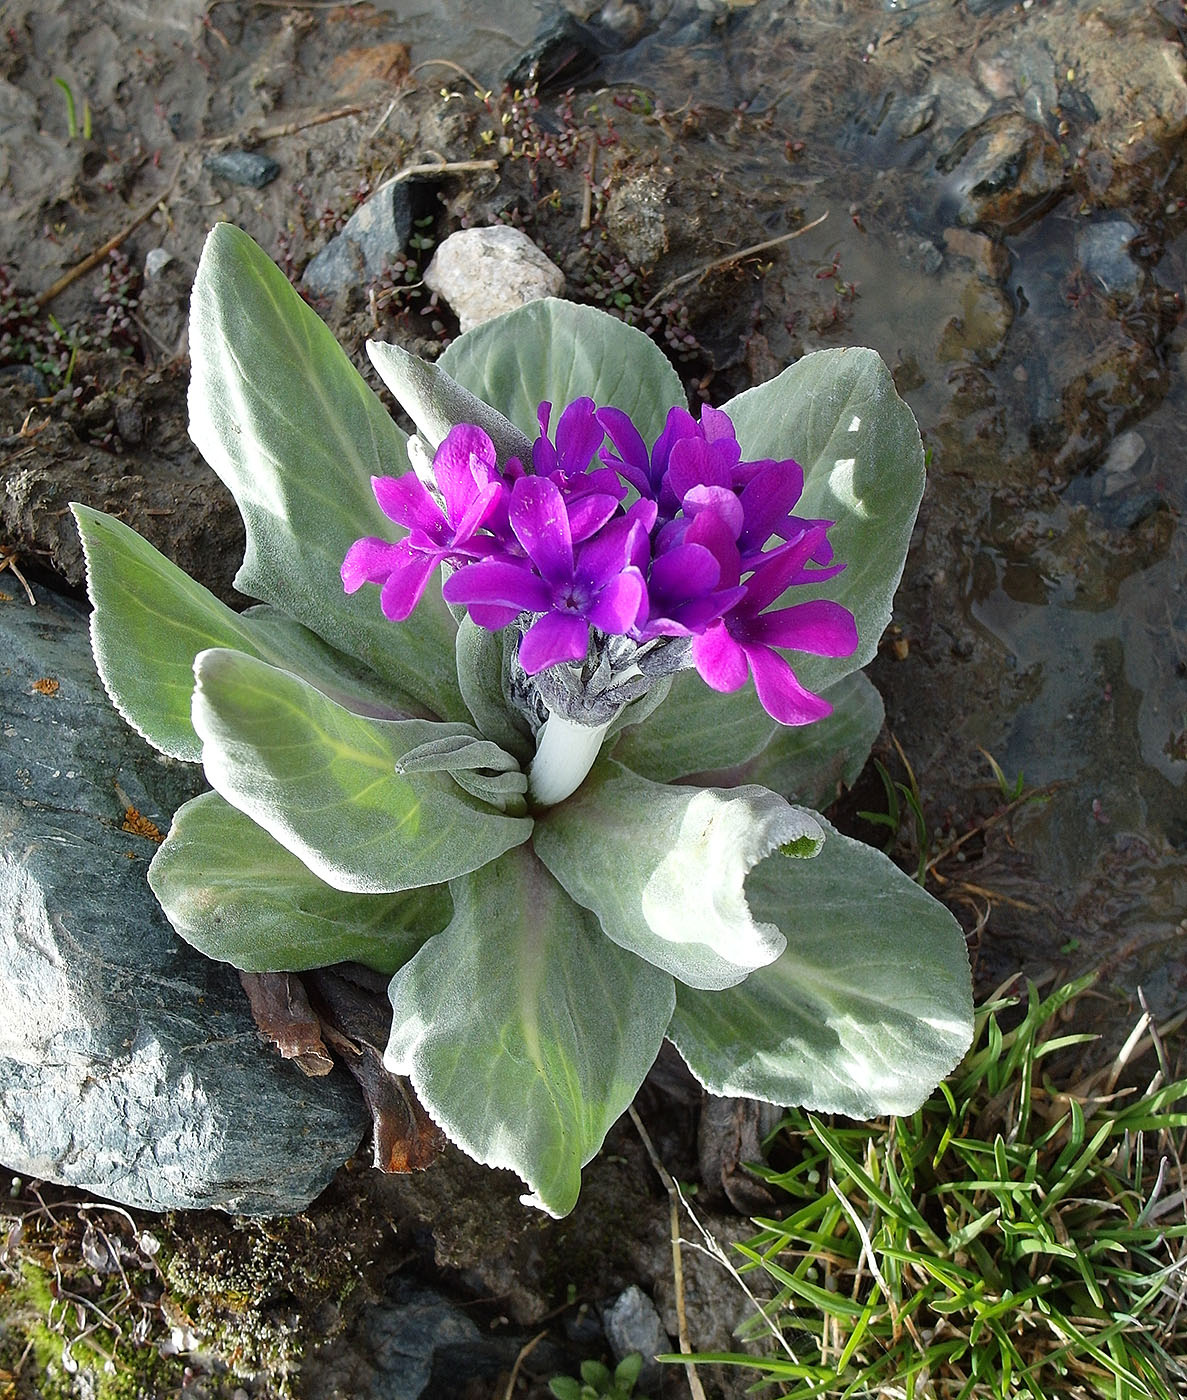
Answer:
73;222;972;1216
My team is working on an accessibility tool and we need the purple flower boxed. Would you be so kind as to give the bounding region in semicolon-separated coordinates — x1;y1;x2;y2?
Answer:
341;424;506;621
442;475;649;673
342;394;858;728
690;526;858;724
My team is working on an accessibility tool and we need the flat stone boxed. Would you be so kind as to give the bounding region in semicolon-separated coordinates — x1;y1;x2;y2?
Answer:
423;226;565;332
204;150;281;189
1075;220;1142;299
0;588;366;1214
303;182;414;297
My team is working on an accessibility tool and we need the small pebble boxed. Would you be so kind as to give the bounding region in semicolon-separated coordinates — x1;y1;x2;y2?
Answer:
204;150;281;189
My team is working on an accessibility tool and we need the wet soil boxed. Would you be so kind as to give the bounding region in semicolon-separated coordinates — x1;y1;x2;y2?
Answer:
2;0;1186;1396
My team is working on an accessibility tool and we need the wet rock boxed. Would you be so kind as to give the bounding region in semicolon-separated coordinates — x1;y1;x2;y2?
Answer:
937;277;1013;364
203;150;281;189
303;182;414;298
424;226;565;332
938;111;1066;234
975;42;1058;126
505;12;608;91
603;1285;670;1394
1062;7;1187;208
943;227;1009;280
0;363;48;397
0;589;367;1214
1099;429;1147;497
1075;220;1142;300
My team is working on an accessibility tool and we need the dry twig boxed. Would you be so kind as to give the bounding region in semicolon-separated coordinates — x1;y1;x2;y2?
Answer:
642;212;828;312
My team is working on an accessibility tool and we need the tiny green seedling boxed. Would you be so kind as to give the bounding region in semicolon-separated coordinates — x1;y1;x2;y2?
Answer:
550;1352;647;1400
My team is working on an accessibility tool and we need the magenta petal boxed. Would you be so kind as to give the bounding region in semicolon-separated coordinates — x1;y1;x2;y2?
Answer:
597;406;653;495
649;542;721;599
746;599;859;657
691;622;749;693
741;524;835;611
566;491;621;543
378;551;440;621
341;536;401;592
683;484;744;537
442;559;551;613
432;423;497;521
372;473;443;535
510;475;573;584
588;568;647;634
518;611;590;673
745;644;833;725
466;601;524;631
738;459;805;550
666;437;733;501
553;397;604;475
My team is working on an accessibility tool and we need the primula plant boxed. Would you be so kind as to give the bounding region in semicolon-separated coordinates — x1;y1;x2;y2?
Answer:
74;223;973;1217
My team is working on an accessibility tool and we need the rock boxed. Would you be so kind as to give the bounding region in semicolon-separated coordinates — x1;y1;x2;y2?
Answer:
303;182;414;297
423;226;565;332
144;247;174;278
606;173;671;268
203;150;281;189
938;112;1066;234
602;1285;670;1395
1075;220;1142;300
302;1277;481;1400
1100;429;1147;496
0;589;367;1214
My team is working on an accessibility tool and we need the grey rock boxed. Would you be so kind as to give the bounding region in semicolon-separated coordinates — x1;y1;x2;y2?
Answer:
1100;429;1148;497
303;183;414;297
303;1279;480;1400
204;150;281;189
0;589;366;1214
603;1284;670;1394
1075;220;1143;299
144;247;174;278
423;226;565;332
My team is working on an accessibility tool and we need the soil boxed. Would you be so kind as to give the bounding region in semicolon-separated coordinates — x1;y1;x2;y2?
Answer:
2;0;1186;1396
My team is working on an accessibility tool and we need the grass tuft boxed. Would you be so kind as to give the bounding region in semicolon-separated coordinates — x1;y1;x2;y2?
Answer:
674;974;1187;1398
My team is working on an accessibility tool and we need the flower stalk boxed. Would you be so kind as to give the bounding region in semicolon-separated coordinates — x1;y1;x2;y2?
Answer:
527;708;615;807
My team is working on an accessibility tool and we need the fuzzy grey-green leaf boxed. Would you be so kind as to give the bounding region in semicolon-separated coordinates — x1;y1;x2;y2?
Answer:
385;844;675;1216
149;791;451;973
668;818;973;1117
188;222;464;721
191;648;532;893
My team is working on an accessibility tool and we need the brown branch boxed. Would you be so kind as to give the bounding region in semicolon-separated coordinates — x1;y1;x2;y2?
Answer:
36;159;182;308
642;212;828;312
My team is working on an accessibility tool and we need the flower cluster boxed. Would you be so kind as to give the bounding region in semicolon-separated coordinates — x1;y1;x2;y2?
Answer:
342;399;858;724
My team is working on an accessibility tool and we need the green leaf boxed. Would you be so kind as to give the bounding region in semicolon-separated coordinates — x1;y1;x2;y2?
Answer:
722;347;925;693
192;648;532;892
533;760;824;990
148;791;451;973
668;818;973;1117
366;338;533;463
437;297;687;444
188;222;464;722
695;670;885;809
385;844;675;1217
454;616;533;765
611;671;777;784
72;505;424;762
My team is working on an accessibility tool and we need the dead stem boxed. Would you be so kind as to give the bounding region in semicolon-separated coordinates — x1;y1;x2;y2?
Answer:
500;1329;546;1400
36;158;183;308
641;212;828;312
628;1106;709;1400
